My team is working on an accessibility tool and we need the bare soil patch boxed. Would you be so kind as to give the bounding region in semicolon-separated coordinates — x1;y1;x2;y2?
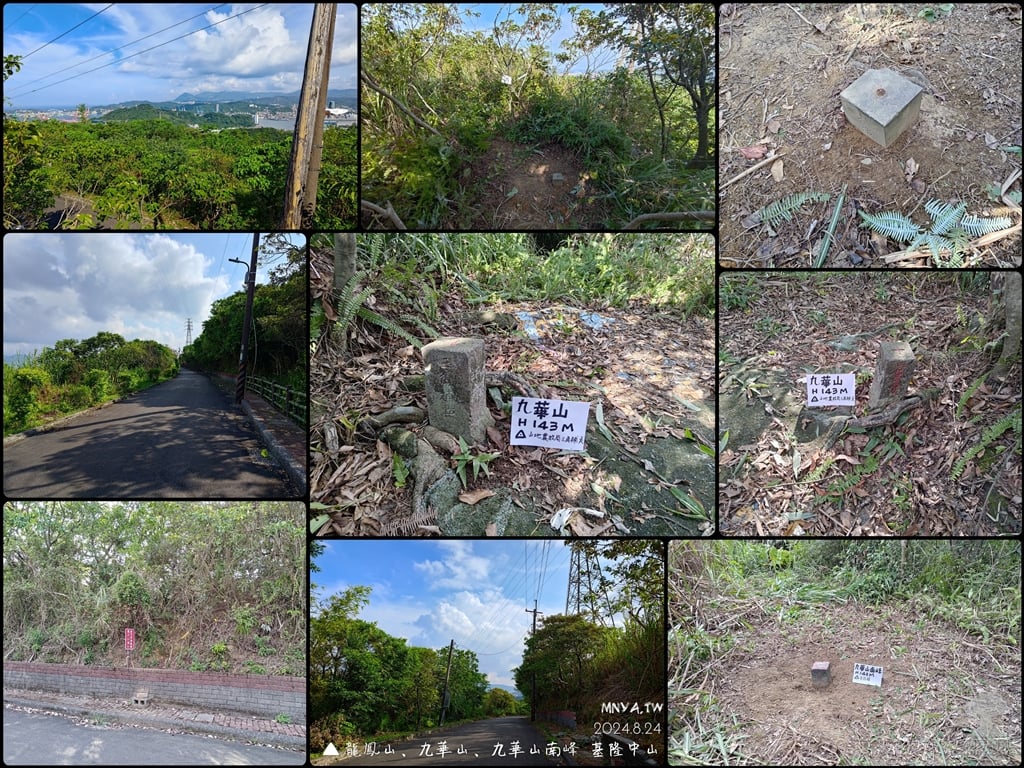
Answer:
670;596;1022;766
447;138;611;229
718;272;1022;536
719;3;1022;267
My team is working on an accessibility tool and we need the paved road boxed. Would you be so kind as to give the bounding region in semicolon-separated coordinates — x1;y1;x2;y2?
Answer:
3;370;297;498
2;706;304;765
329;717;558;765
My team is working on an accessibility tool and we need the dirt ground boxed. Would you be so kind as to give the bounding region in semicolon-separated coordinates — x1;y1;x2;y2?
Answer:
444;138;611;230
719;3;1022;267
309;247;716;536
718;272;1022;536
669;597;1022;766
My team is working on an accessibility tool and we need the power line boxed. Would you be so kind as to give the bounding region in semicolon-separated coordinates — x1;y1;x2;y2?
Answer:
9;4;227;95
19;4;114;60
6;4;269;99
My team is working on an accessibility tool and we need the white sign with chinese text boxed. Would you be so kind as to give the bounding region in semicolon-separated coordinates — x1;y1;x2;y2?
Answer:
852;662;883;687
510;397;589;450
806;373;856;406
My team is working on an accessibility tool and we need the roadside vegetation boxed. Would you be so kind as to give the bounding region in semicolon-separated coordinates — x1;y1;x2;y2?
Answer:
513;541;665;751
180;235;307;395
3;333;178;436
2;501;306;677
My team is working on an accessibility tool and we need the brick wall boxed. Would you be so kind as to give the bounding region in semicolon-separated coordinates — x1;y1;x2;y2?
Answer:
3;662;305;723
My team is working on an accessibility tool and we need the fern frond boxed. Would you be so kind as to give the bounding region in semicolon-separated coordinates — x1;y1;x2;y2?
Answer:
756;191;831;229
858;209;922;241
951;405;1022;480
356;307;423;349
400;313;441;340
336;274;374;336
959;214;1013;237
955;374;986;419
924;199;967;235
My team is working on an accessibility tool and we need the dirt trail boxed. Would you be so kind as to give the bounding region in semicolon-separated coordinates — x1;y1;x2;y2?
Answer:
450;138;610;229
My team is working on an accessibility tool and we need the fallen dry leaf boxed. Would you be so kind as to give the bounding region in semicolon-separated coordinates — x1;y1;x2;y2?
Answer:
771;158;785;182
765;118;781;135
485;522;498;536
459;488;497;505
738;144;768;160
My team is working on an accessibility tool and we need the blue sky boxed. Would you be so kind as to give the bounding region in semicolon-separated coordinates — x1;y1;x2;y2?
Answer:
3;4;358;109
2;233;303;357
312;540;576;691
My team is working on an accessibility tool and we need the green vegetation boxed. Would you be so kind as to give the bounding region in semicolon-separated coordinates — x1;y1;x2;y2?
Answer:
310;583;510;751
3;332;177;436
3;110;356;229
2;501;305;675
314;233;713;358
514;542;664;732
100;103;254;129
180;236;306;393
361;3;715;228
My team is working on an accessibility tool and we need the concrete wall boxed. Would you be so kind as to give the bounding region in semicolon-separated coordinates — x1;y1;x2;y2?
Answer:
3;662;305;723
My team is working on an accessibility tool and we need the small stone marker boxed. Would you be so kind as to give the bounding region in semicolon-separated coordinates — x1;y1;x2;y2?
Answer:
423;337;494;443
811;661;831;689
132;687;150;705
510;396;589;450
869;341;915;409
840;68;923;148
806;373;856;406
551;172;567;187
852;662;883;687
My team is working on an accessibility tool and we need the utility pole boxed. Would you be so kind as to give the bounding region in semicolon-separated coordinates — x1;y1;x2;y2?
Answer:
438;639;455;726
525;600;542;722
281;3;336;229
232;233;260;404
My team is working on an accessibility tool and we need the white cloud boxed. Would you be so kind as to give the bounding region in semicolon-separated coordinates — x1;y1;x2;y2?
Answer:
411;540;497;589
2;234;229;355
4;4;358;107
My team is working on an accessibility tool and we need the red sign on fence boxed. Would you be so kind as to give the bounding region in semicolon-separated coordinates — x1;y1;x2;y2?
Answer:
125;628;135;651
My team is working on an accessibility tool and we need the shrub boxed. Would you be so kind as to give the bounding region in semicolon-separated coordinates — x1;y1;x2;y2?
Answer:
6;366;50;430
84;368;111;401
64;384;93;410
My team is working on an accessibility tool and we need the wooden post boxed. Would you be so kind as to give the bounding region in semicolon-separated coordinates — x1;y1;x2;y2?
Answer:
281;4;336;229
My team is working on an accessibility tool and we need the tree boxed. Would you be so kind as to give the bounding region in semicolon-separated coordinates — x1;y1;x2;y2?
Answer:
991;272;1021;381
77;104;89;123
580;3;716;164
483;687;520;717
437;646;488;721
513;613;611;711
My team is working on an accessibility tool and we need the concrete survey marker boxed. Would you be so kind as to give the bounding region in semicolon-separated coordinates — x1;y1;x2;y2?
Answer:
811;661;832;690
423;337;494;443
841;68;923;148
869;341;915;409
